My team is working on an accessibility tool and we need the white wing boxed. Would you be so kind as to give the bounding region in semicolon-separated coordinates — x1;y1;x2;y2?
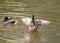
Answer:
21;17;51;26
3;19;17;24
21;17;32;25
36;19;50;25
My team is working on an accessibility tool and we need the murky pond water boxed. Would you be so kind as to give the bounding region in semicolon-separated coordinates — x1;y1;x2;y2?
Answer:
0;0;60;43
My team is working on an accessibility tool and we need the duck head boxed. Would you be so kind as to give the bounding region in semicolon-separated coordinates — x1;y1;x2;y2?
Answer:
31;15;35;25
32;15;34;21
4;16;9;22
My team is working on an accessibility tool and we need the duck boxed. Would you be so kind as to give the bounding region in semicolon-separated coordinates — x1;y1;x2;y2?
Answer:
2;16;17;25
21;15;50;32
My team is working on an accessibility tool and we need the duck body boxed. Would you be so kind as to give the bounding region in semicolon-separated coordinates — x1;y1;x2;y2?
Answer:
3;16;17;25
21;15;51;32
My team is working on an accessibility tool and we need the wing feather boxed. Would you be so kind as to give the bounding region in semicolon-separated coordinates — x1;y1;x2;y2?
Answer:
36;19;50;25
21;17;32;25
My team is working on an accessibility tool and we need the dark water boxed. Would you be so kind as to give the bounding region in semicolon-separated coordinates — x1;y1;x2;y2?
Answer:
0;0;60;43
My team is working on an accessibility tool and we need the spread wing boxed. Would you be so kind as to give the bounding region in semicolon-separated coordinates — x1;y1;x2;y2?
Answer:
21;17;32;25
36;19;51;25
21;17;51;26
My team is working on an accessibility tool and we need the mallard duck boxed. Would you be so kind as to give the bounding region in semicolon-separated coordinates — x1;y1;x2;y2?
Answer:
21;15;50;32
2;16;17;25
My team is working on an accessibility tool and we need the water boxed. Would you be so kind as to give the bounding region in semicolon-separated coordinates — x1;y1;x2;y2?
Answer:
0;0;60;43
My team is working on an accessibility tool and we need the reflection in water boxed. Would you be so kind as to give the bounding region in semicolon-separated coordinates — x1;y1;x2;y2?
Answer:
7;31;40;43
29;31;39;43
30;31;48;43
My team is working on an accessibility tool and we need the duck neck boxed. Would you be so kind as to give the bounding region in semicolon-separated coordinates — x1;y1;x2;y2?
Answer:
32;15;35;25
